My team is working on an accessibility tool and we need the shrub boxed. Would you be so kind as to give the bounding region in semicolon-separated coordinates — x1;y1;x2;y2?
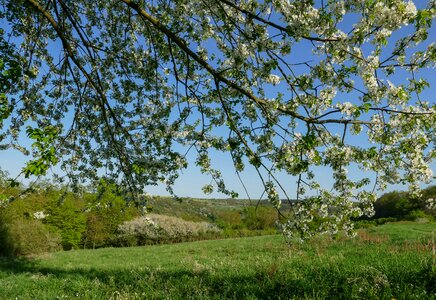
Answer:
354;218;396;229
0;212;61;256
117;214;221;246
354;220;376;229
1;184;87;251
406;210;433;222
241;206;277;230
374;217;397;225
215;210;244;230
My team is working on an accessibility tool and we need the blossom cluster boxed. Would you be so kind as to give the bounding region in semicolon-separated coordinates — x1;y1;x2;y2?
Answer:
33;211;48;220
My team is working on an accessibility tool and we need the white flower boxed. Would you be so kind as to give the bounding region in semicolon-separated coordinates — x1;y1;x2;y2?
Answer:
330;1;346;16
386;80;409;106
375;28;392;41
238;43;250;58
336;102;356;117
319;87;337;103
404;1;417;20
266;181;281;209
266;74;281;85
426;198;435;210
367;55;379;69
33;211;48;219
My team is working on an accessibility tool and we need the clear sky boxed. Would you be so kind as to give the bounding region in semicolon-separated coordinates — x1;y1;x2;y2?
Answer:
0;1;435;199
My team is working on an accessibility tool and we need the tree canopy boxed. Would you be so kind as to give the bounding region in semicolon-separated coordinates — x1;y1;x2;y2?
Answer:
0;0;435;240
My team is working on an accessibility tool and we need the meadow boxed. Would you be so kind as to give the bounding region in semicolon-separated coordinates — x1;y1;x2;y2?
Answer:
0;222;435;299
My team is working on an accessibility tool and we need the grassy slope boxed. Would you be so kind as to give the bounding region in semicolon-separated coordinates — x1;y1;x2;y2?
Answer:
148;196;290;218
0;222;435;299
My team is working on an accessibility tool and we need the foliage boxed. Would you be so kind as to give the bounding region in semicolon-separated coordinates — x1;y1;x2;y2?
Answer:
241;206;278;230
0;0;435;241
0;28;21;124
0;222;435;299
42;195;86;250
215;209;244;230
1;177;433;256
0;211;61;256
23;126;59;178
0;178;285;256
81;182;139;248
354;217;397;229
407;209;433;222
374;185;436;220
0;184;141;253
82;214;107;249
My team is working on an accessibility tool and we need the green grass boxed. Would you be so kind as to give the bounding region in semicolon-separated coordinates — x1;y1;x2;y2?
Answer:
0;222;435;299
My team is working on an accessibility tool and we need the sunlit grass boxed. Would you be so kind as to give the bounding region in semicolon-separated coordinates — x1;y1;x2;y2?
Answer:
0;222;435;299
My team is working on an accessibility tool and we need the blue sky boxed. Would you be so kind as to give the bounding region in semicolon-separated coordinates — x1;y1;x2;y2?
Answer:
0;1;435;199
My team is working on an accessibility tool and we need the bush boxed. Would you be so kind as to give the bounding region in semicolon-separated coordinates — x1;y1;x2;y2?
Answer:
406;210;433;222
374;217;397;225
215;210;244;230
0;212;61;256
117;214;221;246
241;206;277;230
354;220;377;229
354;218;397;229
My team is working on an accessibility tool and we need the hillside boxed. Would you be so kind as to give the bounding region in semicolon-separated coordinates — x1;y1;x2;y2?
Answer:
148;196;280;221
1;182;434;255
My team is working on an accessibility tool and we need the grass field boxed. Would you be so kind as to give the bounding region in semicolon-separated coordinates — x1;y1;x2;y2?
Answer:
0;222;435;299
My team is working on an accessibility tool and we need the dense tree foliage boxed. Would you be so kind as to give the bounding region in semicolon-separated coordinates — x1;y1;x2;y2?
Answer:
0;0;435;240
374;185;436;219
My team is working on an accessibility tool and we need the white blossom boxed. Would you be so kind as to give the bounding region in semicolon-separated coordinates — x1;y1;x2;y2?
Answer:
336;102;356;117
266;74;281;85
33;211;48;219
